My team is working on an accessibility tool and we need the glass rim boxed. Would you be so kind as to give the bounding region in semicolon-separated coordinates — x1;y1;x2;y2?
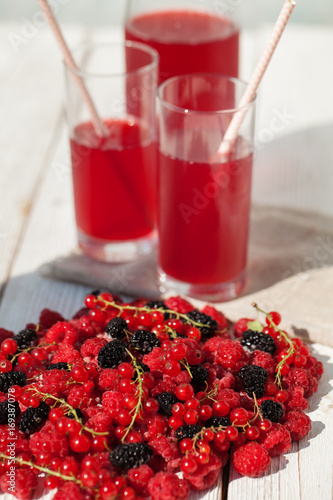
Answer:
64;40;159;79
157;73;256;115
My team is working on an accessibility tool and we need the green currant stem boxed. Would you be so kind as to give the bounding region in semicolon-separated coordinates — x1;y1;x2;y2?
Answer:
97;297;212;331
121;349;145;442
252;303;295;389
26;388;108;437
0;453;82;486
179;359;193;378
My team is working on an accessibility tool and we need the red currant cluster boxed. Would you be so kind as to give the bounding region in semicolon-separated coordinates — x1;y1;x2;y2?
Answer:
0;294;323;500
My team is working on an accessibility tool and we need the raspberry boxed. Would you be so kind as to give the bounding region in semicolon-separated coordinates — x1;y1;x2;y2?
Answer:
18;401;50;435
97;339;128;369
128;464;154;493
234;317;254;338
41;369;72;397
282;367;318;398
238;365;268;398
144;414;168;439
183;452;222;490
216;388;241;409
67;385;94;410
260;400;284;423
38;308;65;329
143;347;164;373
241;329;277;354
80;337;108;359
156;392;179;416
86;411;112;433
201;305;228;329
52;345;82;365
0;468;37;500
185;310;218;337
102;391;123;419
29;423;69;457
149;435;182;465
0;328;14;343
46;362;70;371
148;471;190;500
0;400;20;424
189;364;209;388
0;371;26;393
105;316;128;339
283;410;311;440
175;424;202;441
215;339;248;371
45;322;78;345
13;329;37;351
202;336;227;362
250;350;275;375
233;442;271;477
129;330;161;354
285;386;308;411
259;423;292;457
164;296;194;314
98;368;121;391
52;482;85;500
109;442;153;470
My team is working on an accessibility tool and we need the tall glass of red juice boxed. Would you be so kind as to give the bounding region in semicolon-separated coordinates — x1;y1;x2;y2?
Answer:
64;42;159;262
125;0;240;84
157;74;256;301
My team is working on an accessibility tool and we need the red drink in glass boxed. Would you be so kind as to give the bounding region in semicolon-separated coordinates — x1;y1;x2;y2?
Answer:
71;119;157;243
125;10;239;83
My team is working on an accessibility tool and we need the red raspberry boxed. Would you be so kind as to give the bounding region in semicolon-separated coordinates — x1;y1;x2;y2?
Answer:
233;442;271;477
215;371;235;390
201;306;228;330
39;308;65;330
71;315;101;340
86;411;113;433
98;368;121;391
164;296;194;314
52;481;85;500
250;350;275;375
80;337;108;360
144;414;168;440
151;378;177;398
285;386;308;411
30;422;69;457
45;321;78;345
305;356;324;379
216;388;241;409
128;464;154;493
149;436;182;467
41;369;72;397
102;391;123;419
202;337;227;362
282;367;318;398
143;347;164;374
148;471;190;500
0;469;38;500
259;423;292;457
234;318;254;338
215;339;248;371
183;452;223;490
52;345;82;365
67;385;97;410
283;410;311;440
0;327;14;342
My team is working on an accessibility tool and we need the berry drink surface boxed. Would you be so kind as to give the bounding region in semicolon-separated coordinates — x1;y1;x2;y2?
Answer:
125;10;239;84
70;118;156;241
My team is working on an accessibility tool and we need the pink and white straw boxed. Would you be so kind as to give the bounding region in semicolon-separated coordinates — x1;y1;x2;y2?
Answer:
38;0;107;137
218;0;296;156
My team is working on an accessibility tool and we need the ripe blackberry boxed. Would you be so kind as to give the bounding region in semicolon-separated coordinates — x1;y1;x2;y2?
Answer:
238;365;268;398
97;339;128;369
156;392;179;416
0;401;21;424
13;329;37;350
260;400;284;423
18;401;50;435
206;416;231;428
185;310;218;337
109;443;153;470
46;362;71;371
190;364;209;388
0;371;27;393
175;424;202;441
241;330;277;354
129;330;160;354
105;317;128;339
66;407;84;423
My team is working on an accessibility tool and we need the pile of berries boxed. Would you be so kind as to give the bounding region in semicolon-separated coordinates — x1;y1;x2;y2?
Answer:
0;293;323;500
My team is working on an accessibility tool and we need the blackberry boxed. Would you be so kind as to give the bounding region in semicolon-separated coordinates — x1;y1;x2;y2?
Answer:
156;392;179;416
260;400;284;423
185;310;218;337
66;407;84;423
206;416;231;428
105;317;128;339
190;364;209;388
90;290;101;297
13;329;37;350
0;401;21;425
46;362;71;371
97;339;128;369
0;371;27;393
241;330;277;354
129;330;160;354
175;424;202;441
238;365;268;399
18;401;50;435
109;443;153;470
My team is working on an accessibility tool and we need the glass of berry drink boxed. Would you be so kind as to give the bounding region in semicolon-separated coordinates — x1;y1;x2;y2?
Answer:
125;0;240;85
64;42;159;262
157;74;256;301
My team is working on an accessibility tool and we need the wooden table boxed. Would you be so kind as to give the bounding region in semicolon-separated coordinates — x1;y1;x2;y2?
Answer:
0;23;332;500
